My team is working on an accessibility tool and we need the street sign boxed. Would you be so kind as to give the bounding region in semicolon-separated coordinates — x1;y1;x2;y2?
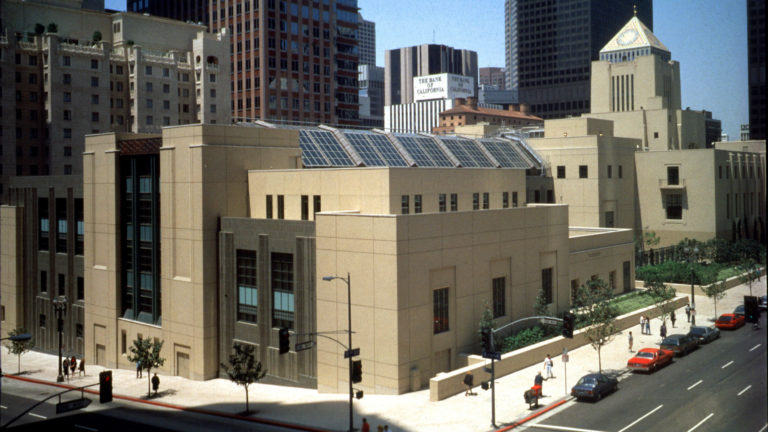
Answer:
56;398;91;414
482;350;501;361
344;347;360;358
295;340;315;352
540;318;559;326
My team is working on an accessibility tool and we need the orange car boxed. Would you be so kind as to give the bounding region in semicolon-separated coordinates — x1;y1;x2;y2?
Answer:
715;313;745;330
627;348;674;373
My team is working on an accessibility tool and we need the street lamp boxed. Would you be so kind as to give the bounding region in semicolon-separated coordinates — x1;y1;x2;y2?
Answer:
684;243;699;326
53;295;68;383
321;273;353;432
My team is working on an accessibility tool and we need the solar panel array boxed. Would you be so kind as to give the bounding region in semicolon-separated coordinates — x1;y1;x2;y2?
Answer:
296;127;536;170
477;138;532;169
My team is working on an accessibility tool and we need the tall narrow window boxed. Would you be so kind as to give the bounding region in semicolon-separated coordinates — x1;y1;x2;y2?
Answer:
492;277;505;318
607;165;612;178
401;195;409;214
277;195;284;219
58;273;66;296
502;192;509;208
512;192;518;208
667;166;679;185
40;270;48;293
482;193;489;209
301;195;309;220
579;165;588;178
473;193;479;210
313;195;321;215
39;197;49;250
541;268;553;305
450;193;458;211
75;198;84;255
56;198;67;253
271;253;294;329
557;166;565;178
665;194;682;220
266;195;273;219
438;194;446;212
414;195;422;214
433;288;449;334
77;277;84;300
623;261;631;292
237;249;258;323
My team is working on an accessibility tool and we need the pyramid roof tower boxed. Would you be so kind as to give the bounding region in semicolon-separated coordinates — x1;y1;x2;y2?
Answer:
599;15;670;62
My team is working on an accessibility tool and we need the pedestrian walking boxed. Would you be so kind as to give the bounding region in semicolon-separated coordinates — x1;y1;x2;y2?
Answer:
640;315;645;334
628;331;633;352
534;371;544;387
152;373;160;396
361;418;370;432
685;304;691;322
62;358;70;381
78;358;85;376
645;316;651;335
463;371;474;396
544;354;554;379
671;311;676;328
660;322;667;339
136;360;142;378
691;307;696;325
70;356;77;376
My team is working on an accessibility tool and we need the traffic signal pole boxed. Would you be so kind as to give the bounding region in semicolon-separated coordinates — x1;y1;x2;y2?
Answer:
491;357;496;428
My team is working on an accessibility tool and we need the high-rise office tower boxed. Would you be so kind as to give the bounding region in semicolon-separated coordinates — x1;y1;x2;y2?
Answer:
747;0;765;140
358;13;376;66
505;0;652;119
385;44;478;106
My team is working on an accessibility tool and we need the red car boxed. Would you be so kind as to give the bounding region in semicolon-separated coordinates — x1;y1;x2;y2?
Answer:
715;313;745;329
627;348;674;373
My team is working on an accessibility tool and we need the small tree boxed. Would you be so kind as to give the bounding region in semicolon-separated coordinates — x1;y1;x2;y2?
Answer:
737;257;761;296
92;30;102;42
574;278;618;373
478;306;495;341
4;328;34;374
34;23;45;35
47;23;58;33
702;278;728;319
221;343;267;414
127;336;165;397
645;277;677;325
533;287;550;317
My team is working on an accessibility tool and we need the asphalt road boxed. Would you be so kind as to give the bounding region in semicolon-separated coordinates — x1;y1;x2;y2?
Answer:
1;379;312;432
524;322;767;432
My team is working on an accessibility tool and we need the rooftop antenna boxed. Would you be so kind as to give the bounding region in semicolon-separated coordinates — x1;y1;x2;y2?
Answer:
633;4;637;16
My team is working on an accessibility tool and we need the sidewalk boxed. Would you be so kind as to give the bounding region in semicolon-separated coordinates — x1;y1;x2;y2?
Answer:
3;277;765;432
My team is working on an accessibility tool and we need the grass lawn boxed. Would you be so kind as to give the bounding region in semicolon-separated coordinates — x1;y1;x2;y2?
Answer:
611;290;659;316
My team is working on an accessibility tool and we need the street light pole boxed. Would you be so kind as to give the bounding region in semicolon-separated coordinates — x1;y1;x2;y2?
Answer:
322;273;354;432
53;296;67;383
685;243;699;326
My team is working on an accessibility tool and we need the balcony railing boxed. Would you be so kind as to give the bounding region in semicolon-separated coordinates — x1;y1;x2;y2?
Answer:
658;178;686;188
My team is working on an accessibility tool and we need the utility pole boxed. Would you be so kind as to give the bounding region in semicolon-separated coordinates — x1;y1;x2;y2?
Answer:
322;273;356;432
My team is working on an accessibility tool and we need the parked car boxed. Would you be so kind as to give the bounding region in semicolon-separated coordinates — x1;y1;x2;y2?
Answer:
660;334;698;356
627;348;674;373
688;325;720;344
571;373;618;401
759;295;767;311
715;313;745;330
733;304;745;317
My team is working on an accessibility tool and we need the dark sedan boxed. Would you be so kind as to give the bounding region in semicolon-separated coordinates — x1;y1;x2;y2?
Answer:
688;325;720;344
759;295;767;311
734;304;745;317
571;373;618;401
660;334;698;356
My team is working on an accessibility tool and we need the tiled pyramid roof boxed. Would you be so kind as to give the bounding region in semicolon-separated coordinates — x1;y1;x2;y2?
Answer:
600;16;669;54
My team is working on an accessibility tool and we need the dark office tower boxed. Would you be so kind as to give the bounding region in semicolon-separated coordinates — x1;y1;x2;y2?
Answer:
747;0;765;140
358;13;376;66
212;0;359;125
504;0;652;119
128;0;209;23
385;44;478;106
479;67;506;88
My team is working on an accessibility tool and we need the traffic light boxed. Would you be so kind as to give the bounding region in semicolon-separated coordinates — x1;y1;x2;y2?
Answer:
279;328;290;354
351;360;362;383
99;370;113;403
480;327;495;352
562;312;575;338
745;296;759;323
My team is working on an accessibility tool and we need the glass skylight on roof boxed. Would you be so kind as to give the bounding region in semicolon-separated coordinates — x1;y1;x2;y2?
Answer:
343;130;407;167
305;130;354;167
478;138;532;169
396;135;454;167
438;136;494;168
298;130;331;167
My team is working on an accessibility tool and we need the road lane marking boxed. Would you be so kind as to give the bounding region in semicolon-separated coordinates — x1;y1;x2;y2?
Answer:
0;405;6;409
758;424;767;432
721;360;734;369
738;385;752;396
687;380;703;390
617;404;664;432
686;413;714;432
530;425;606;432
750;344;761;352
28;413;47;419
75;425;98;431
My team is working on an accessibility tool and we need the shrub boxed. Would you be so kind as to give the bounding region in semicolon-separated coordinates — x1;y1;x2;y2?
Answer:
501;326;546;353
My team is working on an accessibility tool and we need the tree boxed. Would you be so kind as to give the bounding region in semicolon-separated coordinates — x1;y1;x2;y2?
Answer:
573;278;618;373
221;343;267;414
644;277;677;325
34;23;45;35
533;287;550;317
702;278;727;319
47;23;58;33
126;336;165;397
737;257;761;296
4;328;34;374
478;307;495;344
92;30;102;42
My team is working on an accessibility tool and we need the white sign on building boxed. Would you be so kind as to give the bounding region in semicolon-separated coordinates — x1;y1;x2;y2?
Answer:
413;73;474;102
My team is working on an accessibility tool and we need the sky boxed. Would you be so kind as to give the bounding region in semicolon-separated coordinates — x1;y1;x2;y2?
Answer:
105;1;749;139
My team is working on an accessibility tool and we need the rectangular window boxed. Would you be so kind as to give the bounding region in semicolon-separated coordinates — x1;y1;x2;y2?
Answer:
56;198;67;253
541;268;553;305
557;166;565;178
473;193;479;210
665;193;683;220
401;195;409;214
266;195;273;219
58;273;66;296
433;288;449;334
618;165;623;179
502;192;509;208
237;249;258;323
438;194;446;212
607;165;613;178
605;211;615;228
277;195;284;219
39;197;49;250
450;193;458;211
667;166;679;185
301;195;309;220
579;165;588;178
482;193;489;209
75;199;84;255
271;252;294;329
414;195;422;214
623;261;631;292
492;277;505;318
40;314;47;328
313;195;321;215
91;59;99;69
512;192;518;207
77;277;84;300
41;270;48;292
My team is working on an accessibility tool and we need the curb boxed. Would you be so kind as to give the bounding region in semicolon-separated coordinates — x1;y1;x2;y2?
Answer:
4;374;331;432
495;397;568;431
